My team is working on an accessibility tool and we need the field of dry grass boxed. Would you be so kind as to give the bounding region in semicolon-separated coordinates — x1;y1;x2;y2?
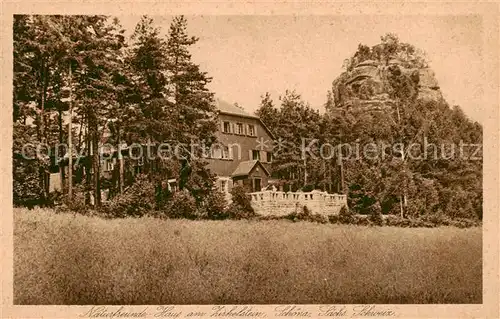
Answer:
13;208;482;304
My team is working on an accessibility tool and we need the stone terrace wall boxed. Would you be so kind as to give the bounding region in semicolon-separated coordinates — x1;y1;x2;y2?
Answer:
249;190;348;217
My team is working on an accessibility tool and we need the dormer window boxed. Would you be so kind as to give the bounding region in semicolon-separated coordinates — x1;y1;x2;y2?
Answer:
247;124;255;136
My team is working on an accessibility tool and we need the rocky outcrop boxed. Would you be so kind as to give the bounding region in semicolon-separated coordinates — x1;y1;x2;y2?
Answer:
332;58;443;112
416;68;442;102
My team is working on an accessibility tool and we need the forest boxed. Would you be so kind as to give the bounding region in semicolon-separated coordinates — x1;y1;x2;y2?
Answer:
13;16;483;225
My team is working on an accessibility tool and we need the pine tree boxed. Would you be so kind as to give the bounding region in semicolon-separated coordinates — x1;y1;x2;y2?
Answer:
127;15;171;145
164;16;218;200
13;15;77;200
58;15;129;207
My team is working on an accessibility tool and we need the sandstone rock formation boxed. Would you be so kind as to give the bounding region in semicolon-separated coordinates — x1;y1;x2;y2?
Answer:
332;57;443;113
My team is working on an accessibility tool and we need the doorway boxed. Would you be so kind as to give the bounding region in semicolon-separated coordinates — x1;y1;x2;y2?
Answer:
253;178;262;192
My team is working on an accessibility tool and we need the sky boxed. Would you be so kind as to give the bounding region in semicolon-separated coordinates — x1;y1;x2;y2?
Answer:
118;15;484;123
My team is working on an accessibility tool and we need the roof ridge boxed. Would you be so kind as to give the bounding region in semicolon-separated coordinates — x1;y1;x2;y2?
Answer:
215;98;258;118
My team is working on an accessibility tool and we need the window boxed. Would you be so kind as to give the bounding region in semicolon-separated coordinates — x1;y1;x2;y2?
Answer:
211;145;231;160
103;159;114;172
220;180;227;193
223;121;231;133
236;123;244;135
211;145;222;159
252;150;260;160
266;152;273;163
247;124;255;136
167;178;177;192
222;146;230;159
253;178;262;192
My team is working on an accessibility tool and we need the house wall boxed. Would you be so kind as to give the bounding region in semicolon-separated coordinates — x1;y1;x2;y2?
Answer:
231;167;269;193
248;164;269;192
205;113;273;178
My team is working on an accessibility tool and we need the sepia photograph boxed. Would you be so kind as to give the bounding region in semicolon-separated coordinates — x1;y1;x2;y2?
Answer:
4;5;497;313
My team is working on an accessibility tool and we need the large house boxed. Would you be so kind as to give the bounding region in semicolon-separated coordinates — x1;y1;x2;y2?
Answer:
207;99;275;194
49;99;275;196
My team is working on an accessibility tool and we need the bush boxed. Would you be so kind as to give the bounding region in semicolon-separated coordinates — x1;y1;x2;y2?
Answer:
226;185;256;220
351;214;372;226
256;215;283;221
338;205;354;224
46;191;64;208
162;189;199;219
384;214;405;227
54;184;92;215
328;214;339;224
449;218;480;229
13;156;45;207
368;203;383;226
420;213;452;226
284;205;328;224
13;123;48;207
284;205;310;222
199;190;228;220
105;174;156;218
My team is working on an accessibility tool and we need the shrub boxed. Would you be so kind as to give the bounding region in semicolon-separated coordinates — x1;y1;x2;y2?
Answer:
383;215;437;228
105;174;156;218
338;205;354;224
284;205;328;224
13;123;47;207
420;213;452;226
381;215;400;227
308;213;329;224
449;218;480;229
162;189;198;219
46;191;64;207
226;185;256;220
368;203;383;226
351;214;372;226
54;184;92;215
384;214;402;227
13;156;45;208
65;195;88;215
328;214;339;224
284;205;310;222
199;190;228;220
256;215;283;221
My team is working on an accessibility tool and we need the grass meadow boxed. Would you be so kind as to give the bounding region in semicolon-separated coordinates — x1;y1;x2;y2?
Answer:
13;208;482;304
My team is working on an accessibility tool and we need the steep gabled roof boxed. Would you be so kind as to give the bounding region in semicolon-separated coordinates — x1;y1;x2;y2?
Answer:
215;98;276;140
231;160;270;177
216;99;259;119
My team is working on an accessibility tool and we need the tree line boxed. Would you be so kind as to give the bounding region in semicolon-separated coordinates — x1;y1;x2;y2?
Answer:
13;17;482;222
256;34;482;220
13;15;219;210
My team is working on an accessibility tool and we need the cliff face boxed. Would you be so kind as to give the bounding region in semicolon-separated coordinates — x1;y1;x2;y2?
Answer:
332;58;443;112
